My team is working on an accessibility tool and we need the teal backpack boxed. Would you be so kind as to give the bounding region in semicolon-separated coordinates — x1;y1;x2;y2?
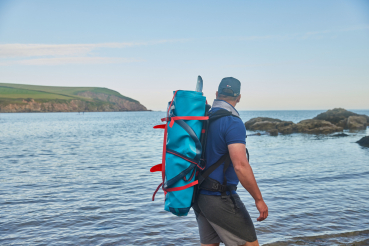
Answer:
150;89;209;216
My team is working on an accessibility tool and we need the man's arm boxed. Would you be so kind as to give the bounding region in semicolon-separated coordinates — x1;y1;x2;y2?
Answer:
228;143;268;221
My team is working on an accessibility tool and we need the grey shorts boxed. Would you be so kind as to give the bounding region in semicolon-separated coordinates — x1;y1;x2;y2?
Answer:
193;194;257;246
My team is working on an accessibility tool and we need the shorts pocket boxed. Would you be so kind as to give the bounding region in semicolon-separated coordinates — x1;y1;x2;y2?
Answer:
219;196;236;214
234;195;246;210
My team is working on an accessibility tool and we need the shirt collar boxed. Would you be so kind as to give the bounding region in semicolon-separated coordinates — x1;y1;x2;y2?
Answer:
212;99;239;117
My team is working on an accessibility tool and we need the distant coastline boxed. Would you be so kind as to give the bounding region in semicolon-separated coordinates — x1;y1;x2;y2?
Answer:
0;83;148;113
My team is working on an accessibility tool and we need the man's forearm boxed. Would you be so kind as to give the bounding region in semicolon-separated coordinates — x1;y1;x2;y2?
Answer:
228;143;268;221
234;162;263;202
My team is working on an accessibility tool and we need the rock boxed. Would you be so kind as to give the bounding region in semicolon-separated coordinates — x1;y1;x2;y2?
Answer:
278;125;296;134
247;132;262;136
332;133;349;137
276;121;295;134
295;119;343;134
249;121;279;131
276;121;294;129
336;118;348;128
245;118;343;134
314;108;359;124
244;117;281;129
356;136;369;147
244;112;354;135
346;116;367;130
314;108;369;129
268;129;278;136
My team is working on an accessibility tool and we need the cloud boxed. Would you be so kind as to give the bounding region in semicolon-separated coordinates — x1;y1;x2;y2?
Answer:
0;39;184;58
0;39;186;65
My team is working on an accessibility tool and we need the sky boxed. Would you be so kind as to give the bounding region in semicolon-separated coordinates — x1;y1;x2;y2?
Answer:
0;0;368;110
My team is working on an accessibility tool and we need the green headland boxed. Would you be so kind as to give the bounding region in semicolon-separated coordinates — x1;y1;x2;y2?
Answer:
0;83;147;112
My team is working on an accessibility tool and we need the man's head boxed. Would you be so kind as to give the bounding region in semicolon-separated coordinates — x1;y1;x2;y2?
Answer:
216;77;241;106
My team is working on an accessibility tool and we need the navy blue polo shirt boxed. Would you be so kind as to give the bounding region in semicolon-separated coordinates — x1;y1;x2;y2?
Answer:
200;101;246;196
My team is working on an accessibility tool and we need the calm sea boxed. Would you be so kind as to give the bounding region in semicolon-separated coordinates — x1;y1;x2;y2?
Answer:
1;110;368;246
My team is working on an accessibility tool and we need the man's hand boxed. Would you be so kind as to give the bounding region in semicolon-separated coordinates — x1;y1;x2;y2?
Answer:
255;199;268;221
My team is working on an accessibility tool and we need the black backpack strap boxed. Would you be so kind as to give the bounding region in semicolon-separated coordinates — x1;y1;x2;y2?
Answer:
197;108;243;189
197;152;239;209
198;152;235;194
208;109;239;122
197;153;229;186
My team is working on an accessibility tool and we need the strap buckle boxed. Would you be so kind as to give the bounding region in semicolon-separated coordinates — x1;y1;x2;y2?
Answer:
211;182;219;190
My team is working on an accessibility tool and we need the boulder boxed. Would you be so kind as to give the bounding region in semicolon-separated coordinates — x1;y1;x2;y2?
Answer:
249;121;279;131
276;121;295;134
295;119;343;134
276;121;294;129
314;108;369;129
244;117;282;129
336;118;348;128
244;114;346;135
278;125;296;134
314;108;359;124
356;136;369;147
347;116;367;130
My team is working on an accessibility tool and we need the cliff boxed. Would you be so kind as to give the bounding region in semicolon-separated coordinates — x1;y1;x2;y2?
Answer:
0;83;148;113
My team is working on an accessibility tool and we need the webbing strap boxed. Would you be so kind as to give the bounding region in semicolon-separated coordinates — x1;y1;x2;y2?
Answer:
197;153;230;186
166;149;198;165
208;109;239;122
160;90;178;196
162;116;209;128
164;163;196;189
167;149;205;170
221;156;231;198
153;179;198;200
174;118;202;162
164;180;198;192
200;177;237;192
152;182;162;201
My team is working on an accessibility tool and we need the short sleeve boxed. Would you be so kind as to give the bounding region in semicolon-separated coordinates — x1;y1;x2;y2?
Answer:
225;117;246;146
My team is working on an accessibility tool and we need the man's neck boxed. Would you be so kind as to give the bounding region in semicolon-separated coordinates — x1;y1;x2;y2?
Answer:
218;99;237;108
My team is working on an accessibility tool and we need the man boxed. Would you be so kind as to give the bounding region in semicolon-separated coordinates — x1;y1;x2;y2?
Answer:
193;77;268;246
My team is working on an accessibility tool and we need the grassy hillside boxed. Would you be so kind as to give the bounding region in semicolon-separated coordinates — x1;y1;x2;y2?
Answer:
0;83;139;103
0;82;147;112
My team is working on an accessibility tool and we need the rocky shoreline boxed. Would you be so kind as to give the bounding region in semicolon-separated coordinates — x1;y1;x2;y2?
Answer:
0;92;147;113
244;108;368;136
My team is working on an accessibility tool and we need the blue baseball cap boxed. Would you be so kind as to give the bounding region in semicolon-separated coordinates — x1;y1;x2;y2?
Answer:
218;77;241;97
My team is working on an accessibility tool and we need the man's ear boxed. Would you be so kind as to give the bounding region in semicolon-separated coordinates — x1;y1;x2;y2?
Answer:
236;94;241;103
216;91;218;99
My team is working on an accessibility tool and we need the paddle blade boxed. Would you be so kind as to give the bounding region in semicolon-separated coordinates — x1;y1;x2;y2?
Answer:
150;164;162;172
196;76;203;92
153;124;166;129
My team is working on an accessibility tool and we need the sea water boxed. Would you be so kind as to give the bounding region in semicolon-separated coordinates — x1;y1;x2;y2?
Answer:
0;110;368;245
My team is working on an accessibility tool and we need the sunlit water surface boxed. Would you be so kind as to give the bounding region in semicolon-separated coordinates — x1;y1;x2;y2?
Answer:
1;110;368;245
